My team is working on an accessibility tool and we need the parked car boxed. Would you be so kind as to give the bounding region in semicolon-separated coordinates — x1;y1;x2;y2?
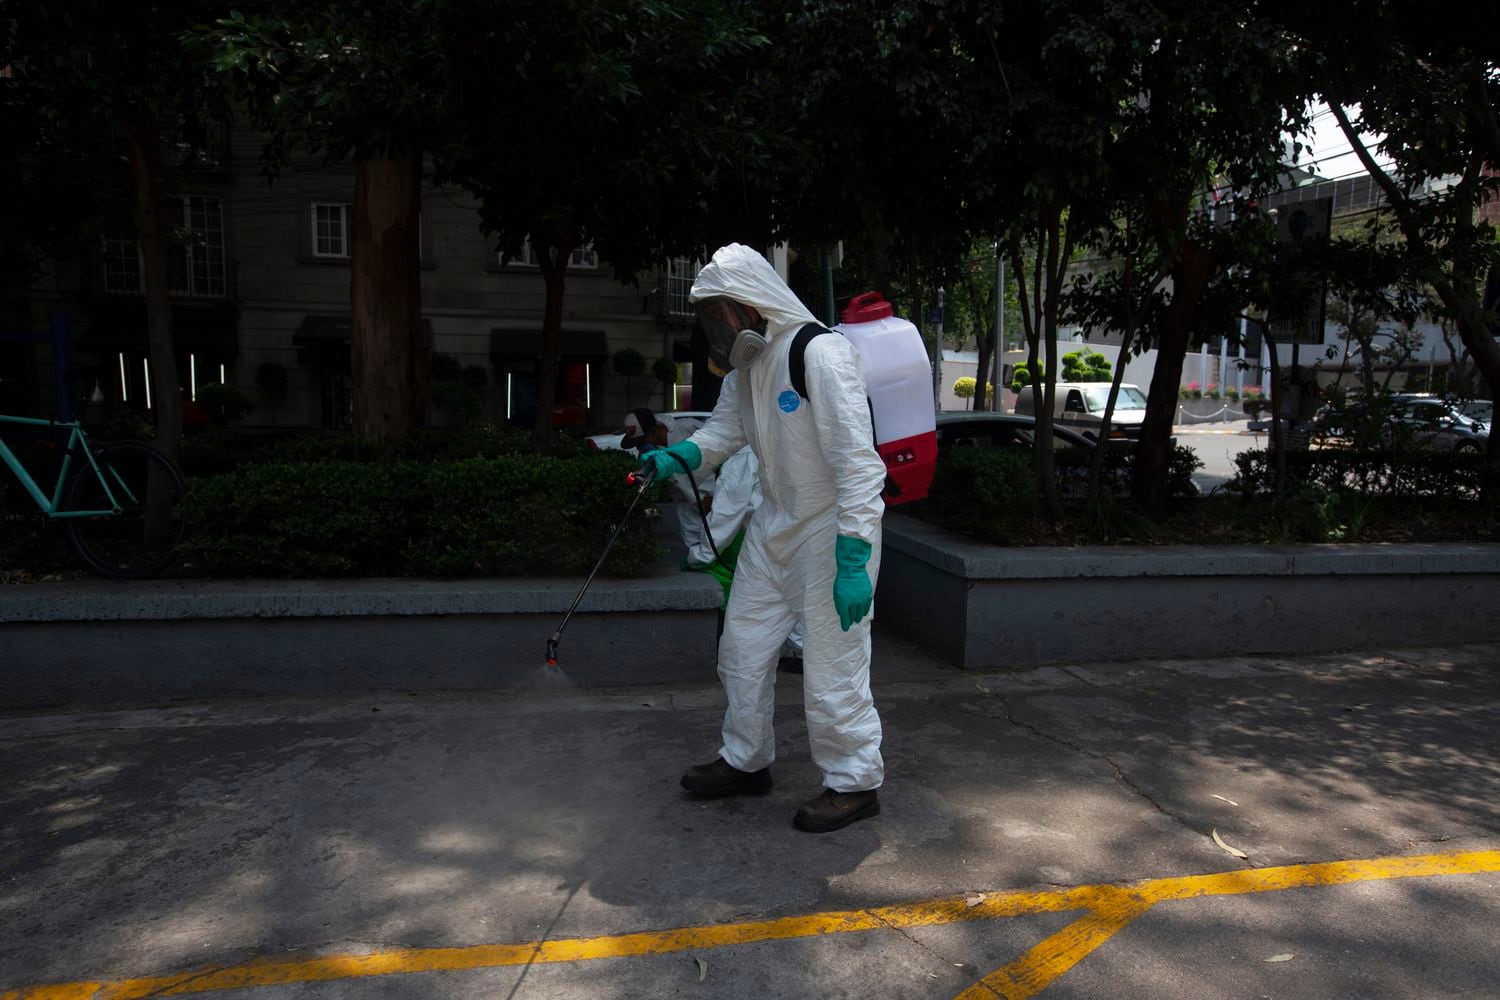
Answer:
936;411;1201;497
1013;382;1148;440
1391;395;1489;453
1459;399;1492;432
1313;394;1489;453
936;411;1098;452
584;410;713;452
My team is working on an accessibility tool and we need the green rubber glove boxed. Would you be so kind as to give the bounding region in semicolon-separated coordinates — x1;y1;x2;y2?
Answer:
833;534;873;632
640;440;702;482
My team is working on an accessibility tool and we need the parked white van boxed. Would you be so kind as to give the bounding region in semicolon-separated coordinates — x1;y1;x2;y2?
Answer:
1013;382;1148;440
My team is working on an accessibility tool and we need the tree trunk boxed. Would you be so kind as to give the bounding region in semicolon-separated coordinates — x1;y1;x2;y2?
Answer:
963;270;995;412
351;149;426;442
1036;207;1065;526
121;114;181;464
532;239;575;453
907;258;926;404
1133;240;1214;516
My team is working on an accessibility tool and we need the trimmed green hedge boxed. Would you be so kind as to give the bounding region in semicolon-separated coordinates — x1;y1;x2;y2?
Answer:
178;424;584;477
926;447;1038;544
1229;448;1492;500
182;452;660;578
920;442;1202;545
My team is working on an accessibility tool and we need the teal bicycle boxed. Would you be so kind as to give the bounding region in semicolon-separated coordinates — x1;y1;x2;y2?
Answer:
0;413;185;578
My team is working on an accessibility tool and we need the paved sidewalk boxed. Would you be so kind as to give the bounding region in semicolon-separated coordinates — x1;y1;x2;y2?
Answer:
2;637;1498;998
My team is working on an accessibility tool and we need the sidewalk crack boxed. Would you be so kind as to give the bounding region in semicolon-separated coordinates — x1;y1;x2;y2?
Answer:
865;909;985;990
941;695;1207;841
1058;666;1106;689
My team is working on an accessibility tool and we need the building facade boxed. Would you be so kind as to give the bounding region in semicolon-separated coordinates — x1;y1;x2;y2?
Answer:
2;124;709;433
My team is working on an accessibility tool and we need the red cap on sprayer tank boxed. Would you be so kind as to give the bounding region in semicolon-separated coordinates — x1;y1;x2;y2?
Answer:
841;291;894;324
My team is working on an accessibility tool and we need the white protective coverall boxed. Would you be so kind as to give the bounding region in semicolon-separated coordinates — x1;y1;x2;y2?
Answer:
686;244;886;792
685;445;803;658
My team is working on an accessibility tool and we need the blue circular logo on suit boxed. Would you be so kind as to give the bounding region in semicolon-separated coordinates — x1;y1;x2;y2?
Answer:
778;389;800;413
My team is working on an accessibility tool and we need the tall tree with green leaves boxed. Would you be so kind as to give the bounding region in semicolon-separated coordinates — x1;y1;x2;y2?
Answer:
439;0;771;451
1101;4;1312;516
5;1;231;461
201;2;460;442
1297;11;1500;462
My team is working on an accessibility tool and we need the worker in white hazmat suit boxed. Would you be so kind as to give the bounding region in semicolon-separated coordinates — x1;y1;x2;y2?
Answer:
638;243;886;833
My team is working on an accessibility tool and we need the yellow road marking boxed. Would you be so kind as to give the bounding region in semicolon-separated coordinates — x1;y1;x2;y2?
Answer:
956;887;1153;1000
956;848;1500;999
3;850;1497;999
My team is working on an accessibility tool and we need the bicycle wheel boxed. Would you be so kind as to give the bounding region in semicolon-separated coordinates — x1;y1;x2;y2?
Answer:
65;442;186;579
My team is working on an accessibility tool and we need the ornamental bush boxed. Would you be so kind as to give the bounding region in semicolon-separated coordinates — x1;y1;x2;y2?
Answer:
925;447;1037;544
180;451;660;577
1227;448;1490;500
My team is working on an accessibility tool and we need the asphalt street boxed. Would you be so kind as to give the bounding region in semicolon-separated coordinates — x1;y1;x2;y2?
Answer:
2;635;1498;998
1174;423;1259;494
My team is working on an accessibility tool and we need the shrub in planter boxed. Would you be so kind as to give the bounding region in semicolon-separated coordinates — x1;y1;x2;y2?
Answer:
1227;447;1486;500
183;460;425;576
925;447;1037;544
181;451;660;577
1053;442;1202;501
412;453;659;576
194;383;255;426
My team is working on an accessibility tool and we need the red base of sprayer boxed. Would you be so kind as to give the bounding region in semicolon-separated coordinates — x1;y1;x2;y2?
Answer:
879;431;936;505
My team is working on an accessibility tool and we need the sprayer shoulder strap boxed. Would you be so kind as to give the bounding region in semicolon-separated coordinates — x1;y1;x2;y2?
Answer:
789;322;832;401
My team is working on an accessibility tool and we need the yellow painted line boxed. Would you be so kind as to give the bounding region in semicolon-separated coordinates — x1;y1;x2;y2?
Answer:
954;848;1500;1000
956;887;1153;1000
3;850;1497;999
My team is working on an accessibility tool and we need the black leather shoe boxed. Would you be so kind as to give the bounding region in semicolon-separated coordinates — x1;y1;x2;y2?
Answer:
793;788;880;832
681;757;773;797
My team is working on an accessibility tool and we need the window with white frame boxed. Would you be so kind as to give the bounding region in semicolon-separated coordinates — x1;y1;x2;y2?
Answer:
313;203;352;258
174;196;226;298
103;235;142;294
103;196;226;298
510;240;598;269
666;257;702;317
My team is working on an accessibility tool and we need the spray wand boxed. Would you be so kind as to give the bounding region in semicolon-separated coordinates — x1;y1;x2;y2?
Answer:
545;466;658;668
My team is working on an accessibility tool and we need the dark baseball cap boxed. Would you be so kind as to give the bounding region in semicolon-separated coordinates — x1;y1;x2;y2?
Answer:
620;407;659;450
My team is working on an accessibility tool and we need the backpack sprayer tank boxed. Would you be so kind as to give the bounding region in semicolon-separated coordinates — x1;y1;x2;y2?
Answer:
834;292;937;505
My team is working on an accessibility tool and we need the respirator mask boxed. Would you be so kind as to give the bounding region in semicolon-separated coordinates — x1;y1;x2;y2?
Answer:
693;296;768;378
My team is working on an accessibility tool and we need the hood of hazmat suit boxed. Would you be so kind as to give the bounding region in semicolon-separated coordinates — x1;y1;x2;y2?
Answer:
684;243;887;793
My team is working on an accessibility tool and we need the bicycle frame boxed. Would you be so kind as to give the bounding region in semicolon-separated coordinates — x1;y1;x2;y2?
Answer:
0;414;127;518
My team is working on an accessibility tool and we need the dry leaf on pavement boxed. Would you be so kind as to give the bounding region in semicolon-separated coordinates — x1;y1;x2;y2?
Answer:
1211;828;1249;859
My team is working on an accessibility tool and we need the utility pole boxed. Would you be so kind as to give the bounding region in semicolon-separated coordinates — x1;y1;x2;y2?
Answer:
993;253;1005;411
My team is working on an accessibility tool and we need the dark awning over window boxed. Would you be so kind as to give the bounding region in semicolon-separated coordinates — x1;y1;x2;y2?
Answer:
82;308;239;357
292;315;352;344
489;329;607;360
293;315;432;346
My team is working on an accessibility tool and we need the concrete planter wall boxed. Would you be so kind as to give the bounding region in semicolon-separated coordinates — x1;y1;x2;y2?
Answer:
877;513;1500;668
0;575;723;708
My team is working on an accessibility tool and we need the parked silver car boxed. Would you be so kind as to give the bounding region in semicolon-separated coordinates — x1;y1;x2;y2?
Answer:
584;411;713;452
1391;395;1489;453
